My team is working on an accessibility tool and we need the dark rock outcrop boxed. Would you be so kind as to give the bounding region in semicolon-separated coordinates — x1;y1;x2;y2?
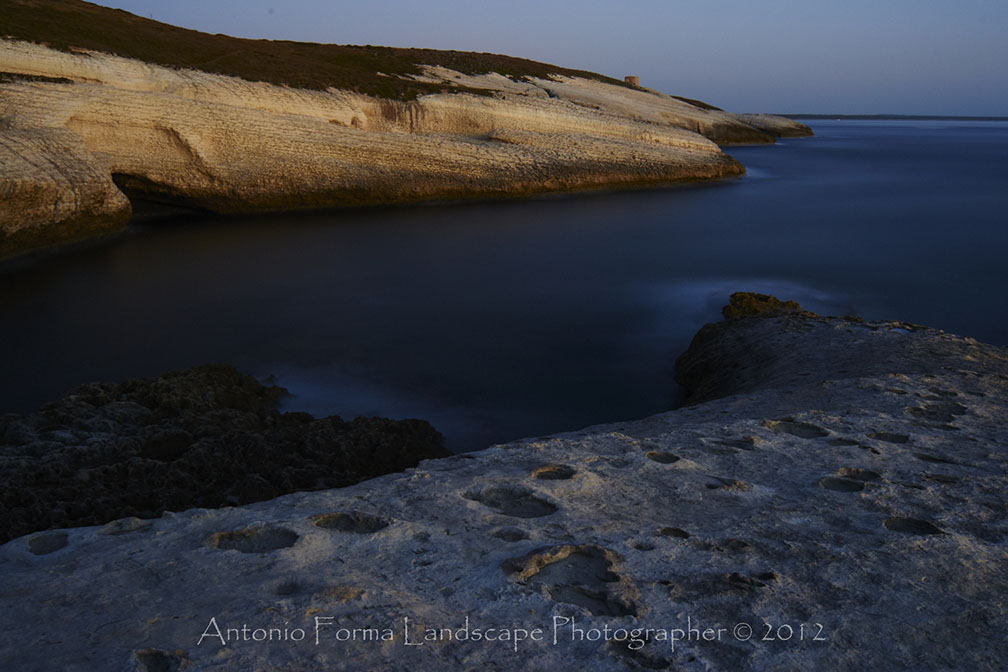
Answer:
0;364;446;543
675;291;1002;406
720;291;815;320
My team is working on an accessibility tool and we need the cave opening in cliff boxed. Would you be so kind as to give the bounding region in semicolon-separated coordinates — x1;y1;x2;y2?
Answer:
111;172;215;222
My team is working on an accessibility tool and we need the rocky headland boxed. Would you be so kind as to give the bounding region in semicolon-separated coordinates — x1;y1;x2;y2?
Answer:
1;294;1004;671
0;0;810;259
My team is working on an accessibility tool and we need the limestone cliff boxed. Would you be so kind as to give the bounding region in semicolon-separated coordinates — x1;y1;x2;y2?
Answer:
736;113;814;138
0;119;131;255
1;298;1004;671
1;33;807;258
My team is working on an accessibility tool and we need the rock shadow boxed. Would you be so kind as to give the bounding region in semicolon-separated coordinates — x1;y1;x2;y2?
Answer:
883;517;945;535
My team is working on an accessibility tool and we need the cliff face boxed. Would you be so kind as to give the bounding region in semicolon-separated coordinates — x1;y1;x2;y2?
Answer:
1;299;1004;671
0;121;131;256
0;38;806;258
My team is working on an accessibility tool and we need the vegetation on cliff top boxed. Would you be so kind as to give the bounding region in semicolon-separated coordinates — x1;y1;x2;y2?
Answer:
0;0;715;103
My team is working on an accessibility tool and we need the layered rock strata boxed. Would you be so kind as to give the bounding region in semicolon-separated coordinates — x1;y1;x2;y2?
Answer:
1;39;808;258
1;298;1004;671
735;114;815;138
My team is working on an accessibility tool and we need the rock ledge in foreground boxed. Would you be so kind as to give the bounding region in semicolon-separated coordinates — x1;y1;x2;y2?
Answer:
1;298;1005;671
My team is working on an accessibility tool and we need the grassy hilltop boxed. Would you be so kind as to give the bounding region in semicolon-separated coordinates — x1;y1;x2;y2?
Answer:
0;0;640;99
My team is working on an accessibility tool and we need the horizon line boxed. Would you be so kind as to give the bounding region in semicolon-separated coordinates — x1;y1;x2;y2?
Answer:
781;114;1008;121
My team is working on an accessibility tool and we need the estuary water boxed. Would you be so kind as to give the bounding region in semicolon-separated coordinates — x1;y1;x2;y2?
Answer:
1;120;1006;451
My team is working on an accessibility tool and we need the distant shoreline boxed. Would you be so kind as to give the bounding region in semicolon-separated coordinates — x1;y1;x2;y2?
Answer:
784;114;1008;121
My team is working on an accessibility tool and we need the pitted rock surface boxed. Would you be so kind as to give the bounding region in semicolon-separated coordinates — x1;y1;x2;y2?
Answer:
1;303;1005;671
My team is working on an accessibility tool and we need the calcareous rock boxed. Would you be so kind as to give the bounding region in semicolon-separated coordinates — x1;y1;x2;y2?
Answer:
1;296;1004;671
0;36;810;259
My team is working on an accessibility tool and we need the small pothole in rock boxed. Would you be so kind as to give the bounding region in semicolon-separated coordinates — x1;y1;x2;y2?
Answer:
657;527;690;539
818;477;864;493
883;517;945;535
209;525;298;553
767;420;829;439
504;544;638;617
532;464;576;480
465;485;557;518
712;436;758;450
646;451;680;464
271;578;304;596
28;531;68;555
312;511;390;533
490;526;528;542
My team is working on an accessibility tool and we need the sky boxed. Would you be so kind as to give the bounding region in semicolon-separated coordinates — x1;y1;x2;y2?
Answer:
90;0;1008;115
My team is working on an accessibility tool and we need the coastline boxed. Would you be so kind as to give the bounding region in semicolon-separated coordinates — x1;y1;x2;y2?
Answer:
784;114;1008;121
2;294;1005;670
1;3;1002;671
0;33;809;259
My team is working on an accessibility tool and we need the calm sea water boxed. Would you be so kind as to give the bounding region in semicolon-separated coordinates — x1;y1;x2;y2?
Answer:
1;120;1006;451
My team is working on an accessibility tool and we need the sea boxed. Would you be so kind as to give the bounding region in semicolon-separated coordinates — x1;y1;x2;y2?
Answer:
1;119;1006;451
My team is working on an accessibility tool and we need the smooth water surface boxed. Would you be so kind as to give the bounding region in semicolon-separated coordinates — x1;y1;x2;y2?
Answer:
2;120;1006;451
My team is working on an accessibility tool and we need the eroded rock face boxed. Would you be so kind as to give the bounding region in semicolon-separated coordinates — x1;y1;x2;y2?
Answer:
0;123;131;257
0;39;809;258
2;301;1003;671
0;364;446;544
737;113;814;138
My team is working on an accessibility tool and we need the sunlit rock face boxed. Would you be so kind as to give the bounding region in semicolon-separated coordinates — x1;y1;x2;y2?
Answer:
1;298;1004;671
0;121;131;257
0;38;812;258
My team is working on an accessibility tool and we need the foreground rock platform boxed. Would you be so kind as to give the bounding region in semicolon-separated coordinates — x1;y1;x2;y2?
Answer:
1;298;1005;671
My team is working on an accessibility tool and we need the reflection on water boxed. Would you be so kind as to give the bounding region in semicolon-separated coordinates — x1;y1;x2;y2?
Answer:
1;120;1006;451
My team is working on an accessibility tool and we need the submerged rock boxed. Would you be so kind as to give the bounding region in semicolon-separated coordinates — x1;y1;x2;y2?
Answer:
1;299;1005;671
0;364;446;544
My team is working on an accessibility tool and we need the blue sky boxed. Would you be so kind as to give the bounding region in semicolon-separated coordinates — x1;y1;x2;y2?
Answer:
91;0;1007;115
